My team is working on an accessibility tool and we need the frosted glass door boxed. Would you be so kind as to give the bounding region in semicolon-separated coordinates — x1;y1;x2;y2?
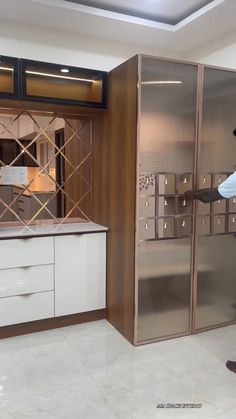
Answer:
137;57;198;342
195;67;236;330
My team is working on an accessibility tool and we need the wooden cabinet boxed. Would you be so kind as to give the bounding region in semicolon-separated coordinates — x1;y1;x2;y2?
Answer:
20;59;107;108
0;55;107;108
55;233;106;316
93;54;236;345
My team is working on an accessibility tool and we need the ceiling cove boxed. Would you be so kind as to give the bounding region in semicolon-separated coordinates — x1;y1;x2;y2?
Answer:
58;0;226;31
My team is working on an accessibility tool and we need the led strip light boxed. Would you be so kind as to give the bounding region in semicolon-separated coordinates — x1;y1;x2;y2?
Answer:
141;80;183;85
0;66;95;83
26;70;94;83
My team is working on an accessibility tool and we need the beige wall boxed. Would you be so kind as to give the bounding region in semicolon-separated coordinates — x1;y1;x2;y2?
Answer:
0;21;183;71
187;32;236;70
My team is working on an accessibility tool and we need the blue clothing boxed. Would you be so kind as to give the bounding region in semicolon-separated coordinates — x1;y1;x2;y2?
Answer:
218;172;236;198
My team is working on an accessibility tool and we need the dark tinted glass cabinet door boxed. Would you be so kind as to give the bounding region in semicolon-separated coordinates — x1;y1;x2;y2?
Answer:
0;56;19;99
20;59;107;108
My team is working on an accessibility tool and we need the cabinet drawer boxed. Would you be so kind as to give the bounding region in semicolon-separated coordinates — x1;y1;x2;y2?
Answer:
0;291;54;327
0;265;54;298
212;215;226;234
139;218;156;240
0;237;53;269
139;196;156;217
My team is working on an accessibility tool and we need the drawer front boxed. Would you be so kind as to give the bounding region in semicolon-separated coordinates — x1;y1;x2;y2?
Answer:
158;174;176;195
157;217;174;239
212;199;226;214
0;265;54;298
0;237;54;269
158;196;175;216
177;197;192;215
199;174;212;189
139;218;156;240
198;201;210;215
198;216;211;235
228;214;236;232
229;197;236;213
212;173;227;187
139;196;156;217
176;216;192;237
177;174;193;194
0;291;54;327
212;215;226;234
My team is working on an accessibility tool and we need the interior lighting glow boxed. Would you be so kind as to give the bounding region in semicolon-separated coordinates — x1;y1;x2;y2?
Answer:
141;80;183;85
26;70;94;83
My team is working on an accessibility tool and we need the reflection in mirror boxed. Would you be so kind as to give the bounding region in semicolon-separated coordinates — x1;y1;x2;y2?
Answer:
0;110;92;225
0;63;14;94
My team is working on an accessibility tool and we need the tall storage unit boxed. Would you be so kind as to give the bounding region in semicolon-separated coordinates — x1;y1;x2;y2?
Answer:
92;55;236;345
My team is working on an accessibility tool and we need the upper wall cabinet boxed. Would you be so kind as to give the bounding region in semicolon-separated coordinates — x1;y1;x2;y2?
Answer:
0;55;19;99
20;59;107;108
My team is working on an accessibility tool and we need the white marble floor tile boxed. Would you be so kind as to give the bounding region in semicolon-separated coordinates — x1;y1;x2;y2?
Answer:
1;320;236;419
0;375;118;419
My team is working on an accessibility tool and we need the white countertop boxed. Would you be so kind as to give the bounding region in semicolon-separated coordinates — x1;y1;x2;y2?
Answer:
0;222;108;239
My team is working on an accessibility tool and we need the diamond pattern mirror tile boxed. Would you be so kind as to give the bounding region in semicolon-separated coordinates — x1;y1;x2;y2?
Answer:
0;110;92;225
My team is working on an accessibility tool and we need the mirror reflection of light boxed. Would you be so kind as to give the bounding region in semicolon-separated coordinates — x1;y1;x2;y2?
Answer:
141;80;183;85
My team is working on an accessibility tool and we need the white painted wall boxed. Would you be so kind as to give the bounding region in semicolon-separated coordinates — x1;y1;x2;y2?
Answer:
0;21;183;71
187;32;236;70
1;18;235;74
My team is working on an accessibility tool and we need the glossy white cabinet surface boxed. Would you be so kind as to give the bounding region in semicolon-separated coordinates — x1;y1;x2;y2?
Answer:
0;237;54;269
0;265;54;298
0;291;54;327
0;222;107;239
55;233;106;316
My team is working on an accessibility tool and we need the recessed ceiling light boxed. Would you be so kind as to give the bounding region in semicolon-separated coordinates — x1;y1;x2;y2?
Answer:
60;68;69;73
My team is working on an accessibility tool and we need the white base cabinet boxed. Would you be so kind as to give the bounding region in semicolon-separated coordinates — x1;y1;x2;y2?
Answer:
55;233;106;316
0;232;106;328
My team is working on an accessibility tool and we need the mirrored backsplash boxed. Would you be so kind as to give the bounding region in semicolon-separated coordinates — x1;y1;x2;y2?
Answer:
0;110;92;225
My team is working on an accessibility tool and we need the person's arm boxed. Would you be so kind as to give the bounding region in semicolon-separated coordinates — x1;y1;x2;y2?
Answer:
184;187;222;203
185;172;236;203
218;172;236;198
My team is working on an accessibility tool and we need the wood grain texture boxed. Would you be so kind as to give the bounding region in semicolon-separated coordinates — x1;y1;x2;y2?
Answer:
64;117;92;220
92;56;138;343
0;98;105;116
0;309;106;339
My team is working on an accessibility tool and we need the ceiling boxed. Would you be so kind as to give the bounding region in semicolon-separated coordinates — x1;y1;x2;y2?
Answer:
1;0;236;55
64;0;214;25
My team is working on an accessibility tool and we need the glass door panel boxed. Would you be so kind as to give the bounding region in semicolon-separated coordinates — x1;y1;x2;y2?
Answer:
0;56;19;98
138;239;191;342
20;59;107;107
137;56;198;342
195;67;236;330
196;235;236;329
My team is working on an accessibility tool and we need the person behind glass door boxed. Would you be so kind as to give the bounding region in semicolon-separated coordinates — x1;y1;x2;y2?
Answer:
185;130;236;374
